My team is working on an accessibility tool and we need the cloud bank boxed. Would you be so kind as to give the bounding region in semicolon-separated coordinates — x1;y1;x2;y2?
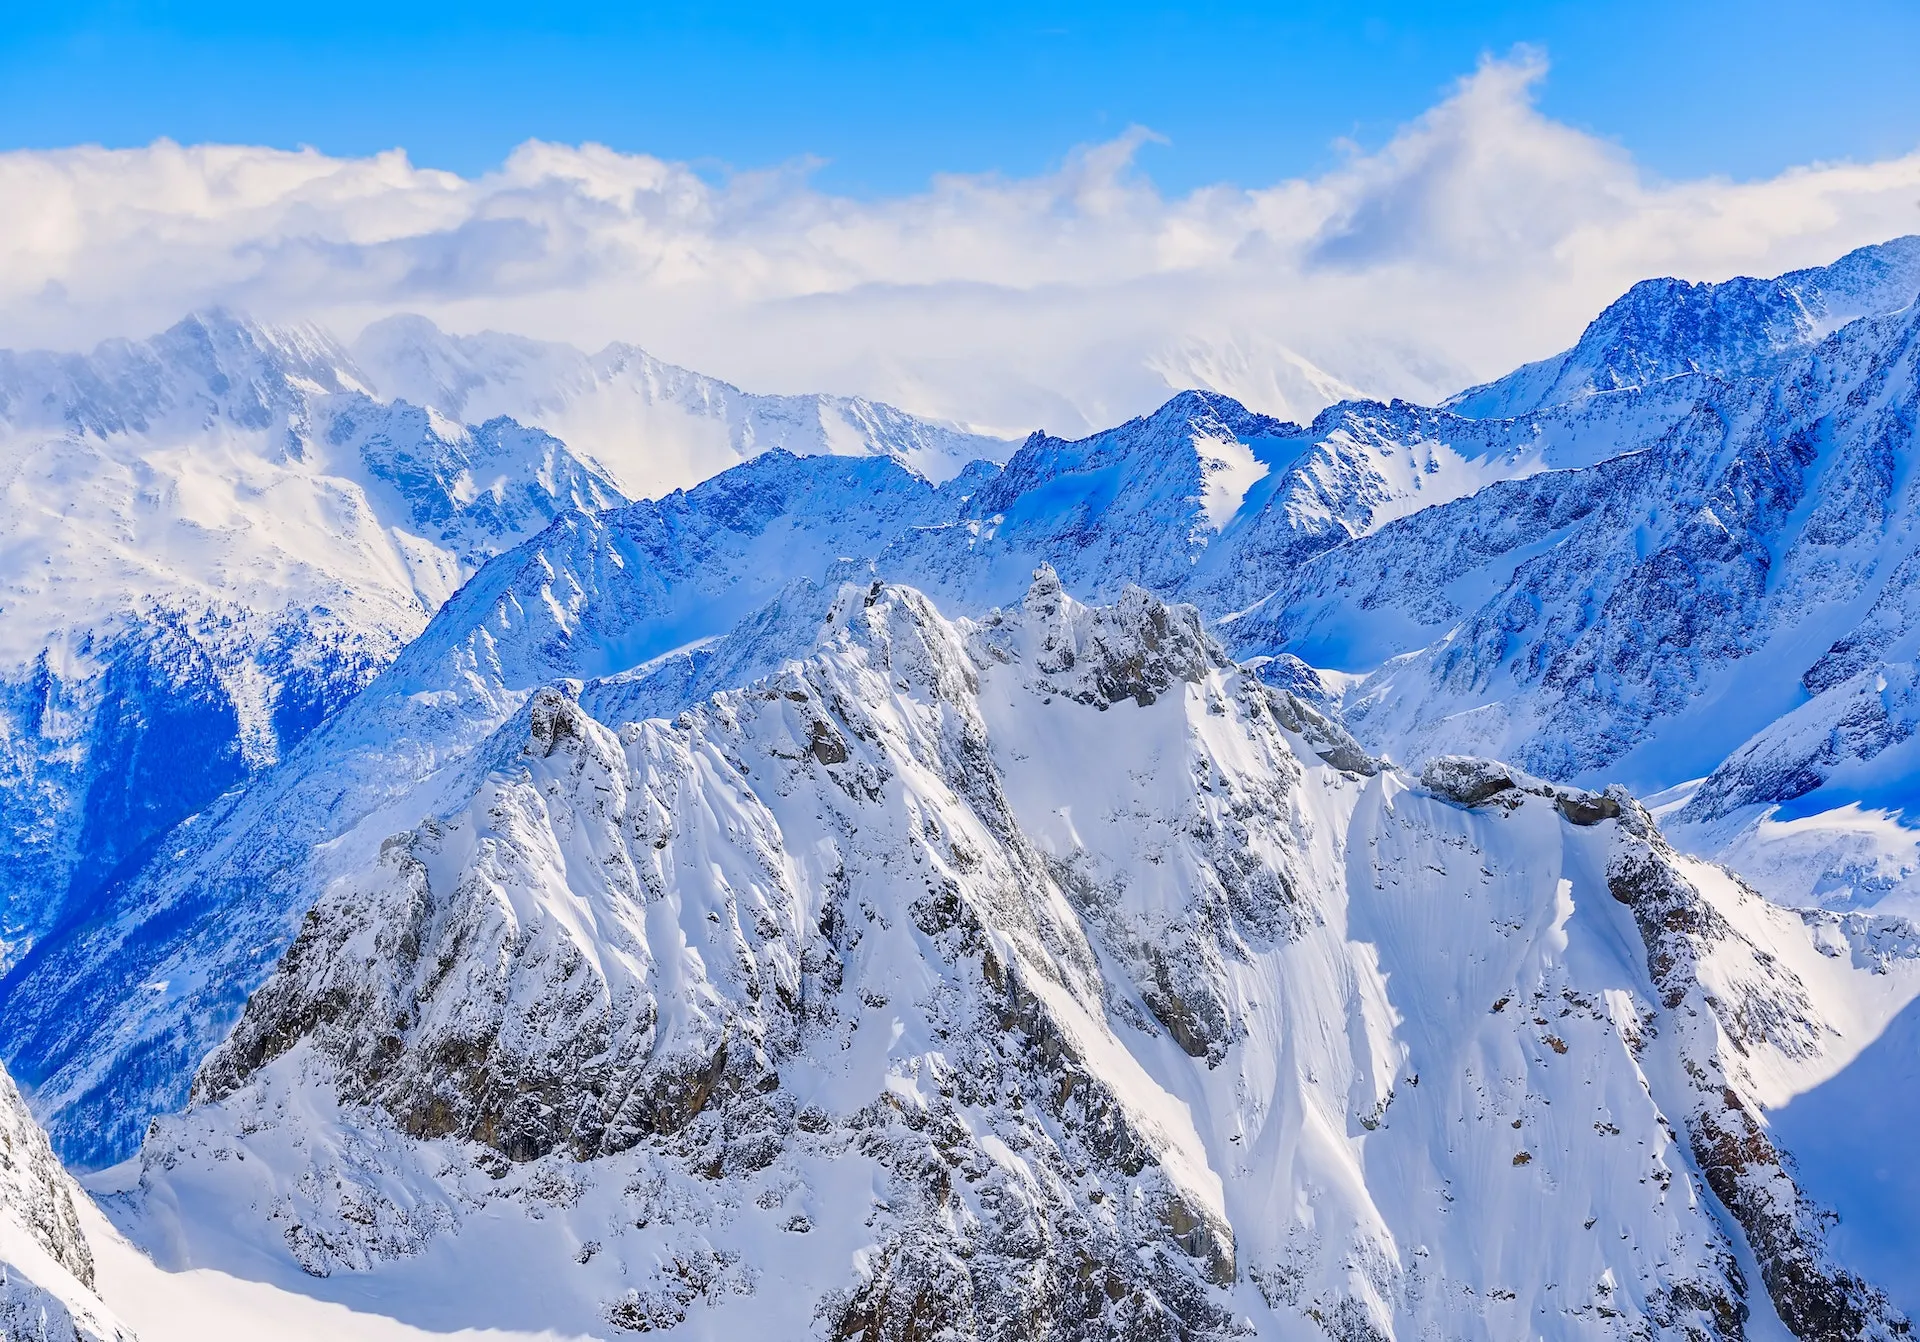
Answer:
6;52;1920;435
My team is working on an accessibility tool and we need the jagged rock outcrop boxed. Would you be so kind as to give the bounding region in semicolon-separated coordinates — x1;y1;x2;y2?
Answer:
0;1066;91;1290
0;1063;134;1341
1420;755;1620;825
165;579;1247;1333
1606;798;1912;1341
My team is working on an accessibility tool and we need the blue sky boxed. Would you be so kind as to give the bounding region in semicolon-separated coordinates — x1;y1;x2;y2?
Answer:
3;1;1918;195
4;5;1919;433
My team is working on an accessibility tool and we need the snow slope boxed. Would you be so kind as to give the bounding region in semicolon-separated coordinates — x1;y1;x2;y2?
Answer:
79;1191;582;1342
96;580;1919;1340
0;312;626;977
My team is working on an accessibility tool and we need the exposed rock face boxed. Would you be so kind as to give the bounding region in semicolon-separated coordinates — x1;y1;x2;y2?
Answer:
1606;799;1911;1341
1678;664;1920;823
124;579;1917;1340
0;1062;134;1341
1419;755;1620;825
0;1065;91;1290
174;579;1246;1332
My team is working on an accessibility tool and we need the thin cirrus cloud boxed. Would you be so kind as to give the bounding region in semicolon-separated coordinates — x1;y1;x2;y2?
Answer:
4;51;1919;437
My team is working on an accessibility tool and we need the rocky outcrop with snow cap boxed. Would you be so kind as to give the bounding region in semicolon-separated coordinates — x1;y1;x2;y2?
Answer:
0;1062;134;1341
1606;799;1912;1341
0;451;972;1168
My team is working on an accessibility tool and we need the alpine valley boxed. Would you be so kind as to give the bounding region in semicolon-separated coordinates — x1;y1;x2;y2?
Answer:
1;237;1919;1342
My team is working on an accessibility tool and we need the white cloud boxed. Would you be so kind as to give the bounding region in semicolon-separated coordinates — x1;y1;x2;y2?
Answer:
5;52;1919;436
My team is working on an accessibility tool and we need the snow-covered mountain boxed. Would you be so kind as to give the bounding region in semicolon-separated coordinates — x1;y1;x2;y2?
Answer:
880;383;1712;619
0;310;1011;982
97;580;1919;1338
1225;241;1920;919
0;451;995;1168
15;234;1920;1170
4;237;1920;1340
1448;235;1920;418
1;381;1711;1168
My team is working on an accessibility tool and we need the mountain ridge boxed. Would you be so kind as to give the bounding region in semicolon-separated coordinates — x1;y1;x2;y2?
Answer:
1448;234;1920;418
0;308;1012;984
105;577;1920;1338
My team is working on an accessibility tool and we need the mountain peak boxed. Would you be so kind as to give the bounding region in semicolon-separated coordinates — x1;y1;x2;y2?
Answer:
1148;386;1299;438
